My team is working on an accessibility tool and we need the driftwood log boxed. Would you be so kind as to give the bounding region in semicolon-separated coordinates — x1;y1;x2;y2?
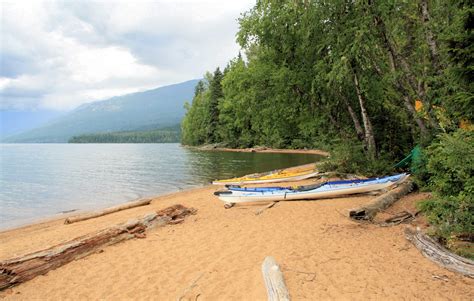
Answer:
349;181;413;221
0;204;196;290
405;227;474;278
64;198;152;224
261;256;291;301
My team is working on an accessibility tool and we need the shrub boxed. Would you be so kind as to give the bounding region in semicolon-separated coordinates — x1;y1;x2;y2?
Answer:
319;142;393;177
418;129;474;245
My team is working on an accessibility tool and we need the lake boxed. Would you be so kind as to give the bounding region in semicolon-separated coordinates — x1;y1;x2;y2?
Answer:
0;143;322;229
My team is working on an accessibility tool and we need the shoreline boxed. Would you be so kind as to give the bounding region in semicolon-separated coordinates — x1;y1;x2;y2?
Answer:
185;144;331;157
0;184;208;235
0;159;321;233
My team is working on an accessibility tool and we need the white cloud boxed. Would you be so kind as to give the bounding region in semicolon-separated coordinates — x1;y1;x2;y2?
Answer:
0;0;255;111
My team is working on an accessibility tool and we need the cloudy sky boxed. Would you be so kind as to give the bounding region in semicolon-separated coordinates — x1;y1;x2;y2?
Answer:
0;0;255;111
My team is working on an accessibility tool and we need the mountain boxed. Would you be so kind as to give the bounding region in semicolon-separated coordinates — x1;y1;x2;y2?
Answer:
0;110;64;139
3;79;199;143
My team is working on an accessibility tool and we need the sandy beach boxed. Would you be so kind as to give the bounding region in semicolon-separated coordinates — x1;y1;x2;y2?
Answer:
187;145;331;157
0;180;472;300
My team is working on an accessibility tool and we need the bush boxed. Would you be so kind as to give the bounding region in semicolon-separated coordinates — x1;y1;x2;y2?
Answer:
418;129;474;244
410;146;431;190
319;142;393;177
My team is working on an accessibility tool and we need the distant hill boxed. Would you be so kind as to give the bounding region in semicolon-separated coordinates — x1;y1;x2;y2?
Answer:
68;125;180;143
3;79;199;143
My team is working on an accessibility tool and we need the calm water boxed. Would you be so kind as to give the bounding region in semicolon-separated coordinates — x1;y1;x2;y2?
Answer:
0;143;321;229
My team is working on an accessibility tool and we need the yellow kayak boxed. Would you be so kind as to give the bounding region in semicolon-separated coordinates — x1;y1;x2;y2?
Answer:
212;164;318;185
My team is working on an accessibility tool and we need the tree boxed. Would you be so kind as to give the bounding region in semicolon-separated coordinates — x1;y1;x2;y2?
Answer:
207;68;224;143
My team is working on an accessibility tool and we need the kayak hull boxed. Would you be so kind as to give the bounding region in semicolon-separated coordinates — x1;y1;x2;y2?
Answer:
217;174;409;203
212;171;319;185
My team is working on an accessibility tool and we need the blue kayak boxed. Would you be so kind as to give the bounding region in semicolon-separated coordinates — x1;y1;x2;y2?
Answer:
215;173;409;203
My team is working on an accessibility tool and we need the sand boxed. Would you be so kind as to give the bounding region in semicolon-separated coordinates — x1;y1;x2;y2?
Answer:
0;182;472;300
187;145;330;157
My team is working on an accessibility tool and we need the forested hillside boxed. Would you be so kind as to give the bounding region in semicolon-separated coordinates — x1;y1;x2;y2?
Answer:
182;0;473;254
68;126;180;143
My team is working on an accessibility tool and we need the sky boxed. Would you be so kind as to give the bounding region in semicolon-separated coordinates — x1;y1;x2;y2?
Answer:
0;0;255;111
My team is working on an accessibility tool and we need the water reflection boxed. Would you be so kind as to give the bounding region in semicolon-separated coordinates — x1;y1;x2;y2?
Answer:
183;148;321;184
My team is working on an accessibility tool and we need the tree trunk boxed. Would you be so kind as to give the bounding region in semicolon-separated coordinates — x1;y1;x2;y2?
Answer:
346;102;365;142
337;90;364;142
371;11;437;134
379;28;430;136
0;205;197;290
350;180;413;221
365;38;434;133
420;0;441;71
419;0;442;130
373;15;419;93
353;71;376;158
405;227;474;278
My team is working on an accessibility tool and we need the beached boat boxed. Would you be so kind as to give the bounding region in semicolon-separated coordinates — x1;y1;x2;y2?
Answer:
212;165;318;185
214;173;409;203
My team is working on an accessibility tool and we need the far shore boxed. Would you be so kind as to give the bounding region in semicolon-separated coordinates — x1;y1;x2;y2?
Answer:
186;144;331;157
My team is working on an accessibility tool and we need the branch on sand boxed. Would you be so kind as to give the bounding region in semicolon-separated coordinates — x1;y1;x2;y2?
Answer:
0;204;197;290
405;227;474;278
64;198;152;224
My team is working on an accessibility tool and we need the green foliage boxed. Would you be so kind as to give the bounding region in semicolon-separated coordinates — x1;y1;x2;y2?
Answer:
427;0;474;128
208;68;224;143
418;129;474;241
68;126;181;143
181;86;210;145
182;0;435;157
427;130;473;196
319;142;393;177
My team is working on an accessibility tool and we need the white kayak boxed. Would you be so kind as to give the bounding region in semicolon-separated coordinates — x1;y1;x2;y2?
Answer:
214;173;409;204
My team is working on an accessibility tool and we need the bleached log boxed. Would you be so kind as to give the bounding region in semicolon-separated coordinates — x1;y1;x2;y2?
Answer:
261;256;291;301
0;204;196;290
349;181;413;221
405;227;474;278
64;198;152;224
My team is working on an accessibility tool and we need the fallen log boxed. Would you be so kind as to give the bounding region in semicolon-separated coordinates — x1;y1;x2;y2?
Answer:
64;198;152;224
405;227;474;278
0;204;196;290
261;256;291;301
349;180;413;221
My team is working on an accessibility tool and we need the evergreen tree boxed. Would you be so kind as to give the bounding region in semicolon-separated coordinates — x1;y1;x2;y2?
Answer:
207;68;224;143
